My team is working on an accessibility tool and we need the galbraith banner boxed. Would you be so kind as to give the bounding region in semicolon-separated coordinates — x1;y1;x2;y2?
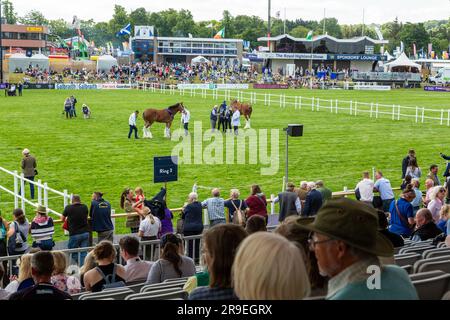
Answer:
176;84;249;90
55;83;136;90
253;84;289;89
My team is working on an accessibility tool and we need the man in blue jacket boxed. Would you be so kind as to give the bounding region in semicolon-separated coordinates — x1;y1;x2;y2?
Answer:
303;182;323;217
89;192;113;244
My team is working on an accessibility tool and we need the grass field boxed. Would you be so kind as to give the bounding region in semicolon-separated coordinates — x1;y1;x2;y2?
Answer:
1;87;450;240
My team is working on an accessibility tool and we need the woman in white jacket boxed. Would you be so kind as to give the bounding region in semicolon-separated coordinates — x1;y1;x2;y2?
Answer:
231;107;240;135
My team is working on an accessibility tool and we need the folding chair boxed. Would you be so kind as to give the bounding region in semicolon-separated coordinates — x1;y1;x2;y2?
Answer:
418;260;450;273
411;274;450;300
409;270;445;281
125;289;188;300
79;288;134;300
394;253;421;267
140;281;186;293
399;245;435;255
422;248;450;259
413;255;450;273
164;277;189;283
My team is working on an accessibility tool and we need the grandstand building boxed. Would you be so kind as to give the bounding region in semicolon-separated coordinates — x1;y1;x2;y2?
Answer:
130;26;243;64
256;34;388;74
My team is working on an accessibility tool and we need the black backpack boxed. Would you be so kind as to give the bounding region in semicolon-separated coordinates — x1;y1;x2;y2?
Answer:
143;199;165;220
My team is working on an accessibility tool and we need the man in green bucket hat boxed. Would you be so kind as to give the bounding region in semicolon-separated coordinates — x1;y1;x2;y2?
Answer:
297;197;418;300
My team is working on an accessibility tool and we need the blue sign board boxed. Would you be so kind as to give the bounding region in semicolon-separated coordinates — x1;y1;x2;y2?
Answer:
327;54;386;61
154;156;178;183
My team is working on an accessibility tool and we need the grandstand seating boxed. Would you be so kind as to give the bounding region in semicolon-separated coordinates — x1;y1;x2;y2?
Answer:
413;255;450;273
394;253;421;267
78;287;135;300
411;274;450;300
417;260;450;273
140;282;186;293
422;248;450;259
125;289;188;300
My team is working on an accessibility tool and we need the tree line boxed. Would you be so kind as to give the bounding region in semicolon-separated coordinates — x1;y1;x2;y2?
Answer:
2;1;449;56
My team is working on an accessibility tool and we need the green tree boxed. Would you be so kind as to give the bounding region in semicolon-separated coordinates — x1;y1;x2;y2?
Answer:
2;0;17;24
129;7;149;28
19;10;48;26
92;22;110;47
109;5;129;43
317;17;342;37
381;17;403;51
399;23;430;55
172;9;195;37
48;19;72;39
289;25;309;38
221;10;235;38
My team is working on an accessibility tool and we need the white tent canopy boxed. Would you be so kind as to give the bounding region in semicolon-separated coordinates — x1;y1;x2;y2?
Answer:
96;55;118;72
30;53;50;71
191;55;210;64
384;52;421;73
384;51;394;62
8;53;30;73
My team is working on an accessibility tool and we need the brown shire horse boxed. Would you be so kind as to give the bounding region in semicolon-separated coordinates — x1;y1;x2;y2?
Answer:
230;100;253;129
142;102;185;138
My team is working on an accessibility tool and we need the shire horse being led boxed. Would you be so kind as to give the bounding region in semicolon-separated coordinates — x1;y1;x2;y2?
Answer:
142;102;185;138
231;100;253;129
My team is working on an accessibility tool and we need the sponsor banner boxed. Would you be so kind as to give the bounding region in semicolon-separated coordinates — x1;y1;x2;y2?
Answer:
97;83;136;90
55;83;135;90
177;84;249;90
22;83;55;89
424;86;450;92
257;52;328;60
353;85;391;91
253;84;289;89
0;83;7;89
328;54;386;61
26;26;43;32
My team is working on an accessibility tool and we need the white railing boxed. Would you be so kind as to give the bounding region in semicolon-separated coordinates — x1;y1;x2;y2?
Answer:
138;82;450;126
0;166;72;217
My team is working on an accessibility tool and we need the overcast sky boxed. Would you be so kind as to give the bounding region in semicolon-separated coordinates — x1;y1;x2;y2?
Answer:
10;0;450;24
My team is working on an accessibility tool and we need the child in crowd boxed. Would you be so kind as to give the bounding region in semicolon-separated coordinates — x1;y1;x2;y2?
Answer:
135;187;145;210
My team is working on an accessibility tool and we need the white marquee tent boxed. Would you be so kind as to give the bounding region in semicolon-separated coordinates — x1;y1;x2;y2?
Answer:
191;55;210;64
96;55;118;72
384;52;421;73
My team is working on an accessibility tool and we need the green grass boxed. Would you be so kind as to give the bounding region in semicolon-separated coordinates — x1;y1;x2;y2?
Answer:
1;87;450;241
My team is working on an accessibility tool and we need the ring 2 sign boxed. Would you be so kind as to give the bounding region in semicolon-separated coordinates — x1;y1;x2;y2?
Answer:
154;156;178;183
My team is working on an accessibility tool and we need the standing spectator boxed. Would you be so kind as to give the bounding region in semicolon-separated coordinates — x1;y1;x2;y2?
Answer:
218;101;227;132
70;95;77;117
30;205;55;251
405;157;422;179
427;164;440;187
401;149;416;179
295;181;308;203
355;171;374;207
210;105;218;132
298;198;418;300
189;224;247;300
9;251;72;300
7;208;30;257
83;241;127;292
119;236;152;282
445;177;450;205
62;195;90;265
224;189;248;225
51;251;81;294
0;212;8;285
89;192;113;243
181;192;204;264
410;179;423;215
374;171;395;212
273;183;301;223
231;105;240;135
437;205;450;234
232;232;310;300
18;82;23;97
146;234;196;284
201;188;226;226
428;186;446;223
120;188;141;234
303;182;323;217
400;175;412;191
410;209;443;242
316;180;332;202
440;152;450;179
82;104;91;119
181;107;190;136
159;200;174;237
388;185;416;238
64;97;72;119
423;178;435;207
20;148;37;199
245;215;267;234
245;185;268;222
225;106;232;133
128;110;139;139
138;206;161;261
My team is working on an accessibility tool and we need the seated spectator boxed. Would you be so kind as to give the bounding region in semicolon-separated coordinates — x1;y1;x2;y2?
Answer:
400;175;412;191
275;216;327;297
0;265;10;299
298;198;418;300
437;205;450;234
146;233;195;284
79;251;96;288
410;179;423;216
233;232;310;300
119;236;152;282
423;179;435;207
5;254;34;293
181;192;204;264
30;205;54;251
388;184;416;238
51;251;81;294
428;186;446;223
159;200;174;237
303;182;323;217
410;208;443;242
377;210;404;248
9;251;72;300
83;241;127;292
245;215;267;234
245;185;267;222
189;224;247;300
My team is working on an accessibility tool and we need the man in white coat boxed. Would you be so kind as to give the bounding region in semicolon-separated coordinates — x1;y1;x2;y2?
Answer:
181;108;190;136
231;106;240;135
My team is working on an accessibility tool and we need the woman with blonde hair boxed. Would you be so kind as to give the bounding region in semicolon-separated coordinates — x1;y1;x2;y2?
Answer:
79;251;97;288
5;254;33;293
428;186;446;223
51;251;81;294
437;204;450;234
232;232;311;300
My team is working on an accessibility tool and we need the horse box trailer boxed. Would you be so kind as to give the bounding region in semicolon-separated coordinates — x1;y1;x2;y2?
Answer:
429;67;450;86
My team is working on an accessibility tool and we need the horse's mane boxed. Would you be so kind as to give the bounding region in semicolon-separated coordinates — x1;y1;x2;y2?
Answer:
167;102;181;110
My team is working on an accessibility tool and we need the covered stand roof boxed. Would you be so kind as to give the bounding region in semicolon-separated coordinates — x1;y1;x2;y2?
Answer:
384;52;421;73
191;55;210;64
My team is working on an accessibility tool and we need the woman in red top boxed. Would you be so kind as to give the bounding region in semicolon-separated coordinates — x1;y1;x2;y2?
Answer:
245;185;268;224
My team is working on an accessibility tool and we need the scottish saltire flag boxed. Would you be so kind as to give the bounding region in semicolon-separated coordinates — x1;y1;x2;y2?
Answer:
306;30;313;40
117;23;131;36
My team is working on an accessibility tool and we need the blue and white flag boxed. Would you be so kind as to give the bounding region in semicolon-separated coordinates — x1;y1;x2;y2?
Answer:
117;23;131;36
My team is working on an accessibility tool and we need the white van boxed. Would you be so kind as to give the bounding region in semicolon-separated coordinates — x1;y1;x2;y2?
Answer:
429;67;450;86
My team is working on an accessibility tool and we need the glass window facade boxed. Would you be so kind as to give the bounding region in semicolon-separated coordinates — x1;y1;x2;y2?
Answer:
156;39;238;56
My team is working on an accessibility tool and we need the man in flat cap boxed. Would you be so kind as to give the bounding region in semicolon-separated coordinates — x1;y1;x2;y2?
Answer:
298;198;418;300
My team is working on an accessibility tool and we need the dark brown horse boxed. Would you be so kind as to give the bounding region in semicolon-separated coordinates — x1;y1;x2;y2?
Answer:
142;102;185;138
231;100;253;128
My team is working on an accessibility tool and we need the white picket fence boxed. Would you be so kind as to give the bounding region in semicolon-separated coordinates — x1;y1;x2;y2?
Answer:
138;82;450;126
0;166;72;218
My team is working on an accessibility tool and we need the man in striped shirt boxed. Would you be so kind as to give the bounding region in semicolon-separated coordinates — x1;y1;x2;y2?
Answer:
202;188;226;226
30;205;55;251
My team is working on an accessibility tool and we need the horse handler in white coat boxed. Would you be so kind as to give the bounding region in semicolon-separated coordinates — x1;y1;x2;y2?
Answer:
232;105;240;135
181;107;190;136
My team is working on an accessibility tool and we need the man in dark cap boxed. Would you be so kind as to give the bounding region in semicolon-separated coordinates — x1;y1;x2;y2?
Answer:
298;198;418;300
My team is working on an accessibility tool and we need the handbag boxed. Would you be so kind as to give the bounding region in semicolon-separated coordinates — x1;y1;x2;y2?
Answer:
62;219;69;231
231;200;245;226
